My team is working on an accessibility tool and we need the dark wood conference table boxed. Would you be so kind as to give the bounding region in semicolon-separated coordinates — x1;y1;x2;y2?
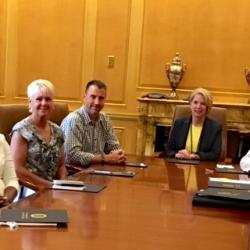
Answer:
1;155;250;250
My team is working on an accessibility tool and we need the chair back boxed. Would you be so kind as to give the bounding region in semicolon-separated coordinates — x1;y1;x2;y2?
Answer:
0;103;69;143
172;105;227;161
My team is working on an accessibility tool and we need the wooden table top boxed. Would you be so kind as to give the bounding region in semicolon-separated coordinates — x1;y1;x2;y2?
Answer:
1;155;250;250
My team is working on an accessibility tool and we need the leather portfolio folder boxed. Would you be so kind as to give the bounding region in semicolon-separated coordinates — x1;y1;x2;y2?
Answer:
192;194;250;209
193;188;250;209
167;158;200;165
84;183;106;193
0;209;68;227
197;187;250;200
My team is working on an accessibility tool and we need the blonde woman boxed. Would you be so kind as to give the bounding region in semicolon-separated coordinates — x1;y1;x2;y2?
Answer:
166;88;222;161
10;79;66;190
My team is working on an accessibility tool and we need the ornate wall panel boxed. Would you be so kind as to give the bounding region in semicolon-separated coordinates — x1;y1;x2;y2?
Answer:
93;0;131;104
112;117;138;154
14;0;85;101
0;0;6;96
139;0;250;97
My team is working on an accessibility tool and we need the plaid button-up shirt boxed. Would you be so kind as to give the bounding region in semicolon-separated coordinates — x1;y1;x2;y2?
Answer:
61;107;121;166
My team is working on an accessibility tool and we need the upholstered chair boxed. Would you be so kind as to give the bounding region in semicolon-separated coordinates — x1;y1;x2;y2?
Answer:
0;103;69;143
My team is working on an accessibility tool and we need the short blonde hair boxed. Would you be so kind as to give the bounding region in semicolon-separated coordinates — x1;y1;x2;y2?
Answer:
189;88;213;111
27;79;55;99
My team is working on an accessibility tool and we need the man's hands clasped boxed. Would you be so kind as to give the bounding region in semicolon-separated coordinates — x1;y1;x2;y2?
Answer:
103;149;127;164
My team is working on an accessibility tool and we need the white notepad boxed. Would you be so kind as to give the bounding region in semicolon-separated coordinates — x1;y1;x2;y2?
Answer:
52;180;85;191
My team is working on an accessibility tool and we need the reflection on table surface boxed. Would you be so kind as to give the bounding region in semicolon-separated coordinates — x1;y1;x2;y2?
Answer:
1;155;250;250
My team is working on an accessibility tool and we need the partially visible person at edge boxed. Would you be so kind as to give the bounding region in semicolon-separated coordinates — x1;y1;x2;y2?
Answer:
10;79;67;190
0;134;19;207
165;87;222;161
61;80;126;167
240;151;250;172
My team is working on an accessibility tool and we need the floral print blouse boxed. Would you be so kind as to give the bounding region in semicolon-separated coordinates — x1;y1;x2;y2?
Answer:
12;118;64;181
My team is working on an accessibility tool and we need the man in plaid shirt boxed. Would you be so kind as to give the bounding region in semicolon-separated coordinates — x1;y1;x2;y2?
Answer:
61;80;127;167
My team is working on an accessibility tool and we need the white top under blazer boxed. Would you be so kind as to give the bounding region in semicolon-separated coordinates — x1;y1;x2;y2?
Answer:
0;134;19;196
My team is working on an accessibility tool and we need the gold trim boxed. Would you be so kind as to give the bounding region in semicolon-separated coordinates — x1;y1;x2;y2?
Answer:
106;113;138;121
136;86;250;98
137;97;250;108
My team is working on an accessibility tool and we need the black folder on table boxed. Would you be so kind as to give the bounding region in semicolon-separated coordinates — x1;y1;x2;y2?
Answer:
192;194;250;209
197;187;250;200
167;158;200;165
192;188;250;209
83;183;106;193
0;209;68;227
90;170;136;177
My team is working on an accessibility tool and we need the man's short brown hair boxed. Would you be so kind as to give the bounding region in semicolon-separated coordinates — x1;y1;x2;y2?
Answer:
85;80;107;93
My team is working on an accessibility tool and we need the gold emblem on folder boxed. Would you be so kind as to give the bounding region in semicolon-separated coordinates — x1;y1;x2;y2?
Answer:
30;213;47;219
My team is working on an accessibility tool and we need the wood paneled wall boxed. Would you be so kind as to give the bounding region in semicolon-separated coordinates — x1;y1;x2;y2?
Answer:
1;0;250;153
0;0;6;97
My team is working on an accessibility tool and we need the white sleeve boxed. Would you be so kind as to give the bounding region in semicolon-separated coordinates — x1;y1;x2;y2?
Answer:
240;150;250;171
0;134;19;191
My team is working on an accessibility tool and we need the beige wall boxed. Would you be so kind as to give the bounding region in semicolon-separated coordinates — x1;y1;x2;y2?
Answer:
1;0;250;153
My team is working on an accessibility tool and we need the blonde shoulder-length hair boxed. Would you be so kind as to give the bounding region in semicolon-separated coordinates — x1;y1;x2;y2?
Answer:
189;88;213;112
